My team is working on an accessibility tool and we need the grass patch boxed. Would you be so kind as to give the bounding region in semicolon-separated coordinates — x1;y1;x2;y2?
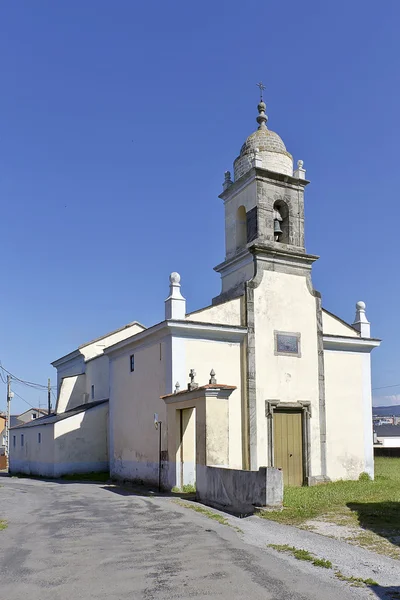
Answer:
260;458;400;559
334;571;378;587
60;472;109;482
173;500;229;525
171;484;196;494
268;544;332;568
0;520;7;531
259;457;400;526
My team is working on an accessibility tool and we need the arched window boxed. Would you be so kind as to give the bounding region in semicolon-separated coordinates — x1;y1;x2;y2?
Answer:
273;200;289;244
236;206;247;250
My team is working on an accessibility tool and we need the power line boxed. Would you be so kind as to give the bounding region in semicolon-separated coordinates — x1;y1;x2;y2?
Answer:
0;363;56;390
372;383;400;391
12;390;35;409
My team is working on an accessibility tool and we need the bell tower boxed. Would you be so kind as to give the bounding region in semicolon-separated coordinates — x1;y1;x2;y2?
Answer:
213;90;318;304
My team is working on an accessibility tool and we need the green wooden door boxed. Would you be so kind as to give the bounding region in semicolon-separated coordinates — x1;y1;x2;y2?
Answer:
274;411;303;486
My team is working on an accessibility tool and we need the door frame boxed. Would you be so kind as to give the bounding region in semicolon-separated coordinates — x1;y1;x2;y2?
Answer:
266;400;311;486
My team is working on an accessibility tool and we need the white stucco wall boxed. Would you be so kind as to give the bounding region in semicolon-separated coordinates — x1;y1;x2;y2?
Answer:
85;354;109;401
184;338;243;469
187;297;242;326
80;323;145;361
9;424;55;477
54;403;109;476
322;310;359;337
324;351;366;480
109;338;168;484
55;354;85;399
253;271;321;474
57;374;86;413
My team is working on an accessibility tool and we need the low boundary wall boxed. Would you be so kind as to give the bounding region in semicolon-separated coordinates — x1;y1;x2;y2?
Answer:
196;465;283;514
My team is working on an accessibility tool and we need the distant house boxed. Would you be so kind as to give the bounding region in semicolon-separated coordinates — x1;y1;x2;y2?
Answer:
12;408;48;424
374;424;400;450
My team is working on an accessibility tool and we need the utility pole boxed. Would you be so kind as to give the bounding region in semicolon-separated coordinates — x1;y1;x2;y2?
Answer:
48;378;51;415
5;376;11;465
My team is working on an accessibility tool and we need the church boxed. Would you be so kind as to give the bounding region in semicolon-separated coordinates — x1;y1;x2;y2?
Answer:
9;94;380;490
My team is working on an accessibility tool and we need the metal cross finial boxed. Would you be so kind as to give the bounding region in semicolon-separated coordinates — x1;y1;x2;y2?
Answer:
256;81;266;101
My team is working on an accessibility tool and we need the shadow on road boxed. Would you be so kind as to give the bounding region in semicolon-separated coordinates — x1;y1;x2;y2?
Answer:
347;501;400;550
370;585;400;599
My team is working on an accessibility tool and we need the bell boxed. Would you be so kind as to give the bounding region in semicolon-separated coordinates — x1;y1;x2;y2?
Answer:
274;219;283;235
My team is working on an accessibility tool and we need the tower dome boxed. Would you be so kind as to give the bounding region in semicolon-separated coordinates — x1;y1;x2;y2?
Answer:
233;100;293;180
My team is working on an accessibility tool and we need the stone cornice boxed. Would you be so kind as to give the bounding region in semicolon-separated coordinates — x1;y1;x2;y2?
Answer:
219;167;309;202
323;334;381;353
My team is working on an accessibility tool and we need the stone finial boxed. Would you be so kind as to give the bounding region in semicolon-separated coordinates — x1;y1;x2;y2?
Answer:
293;159;306;180
165;272;186;320
223;170;233;191
251;147;263;169
256;100;268;130
188;368;198;391
352;300;371;338
174;382;180;393
209;369;217;384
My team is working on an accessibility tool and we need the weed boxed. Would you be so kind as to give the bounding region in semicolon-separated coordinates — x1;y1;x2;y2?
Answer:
0;520;7;531
173;500;229;525
182;484;196;493
268;544;331;568
334;571;378;587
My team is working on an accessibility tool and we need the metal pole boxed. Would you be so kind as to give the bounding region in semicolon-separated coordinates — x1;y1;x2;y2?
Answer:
5;376;11;465
158;421;162;492
48;378;51;415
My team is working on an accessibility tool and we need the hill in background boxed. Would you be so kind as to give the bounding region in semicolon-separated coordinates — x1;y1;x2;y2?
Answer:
373;405;400;416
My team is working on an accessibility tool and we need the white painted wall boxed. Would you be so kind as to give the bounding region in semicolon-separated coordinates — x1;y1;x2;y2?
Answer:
9;424;55;477
57;374;86;413
322;310;359;337
377;437;400;448
80;323;145;361
324;351;366;480
254;270;320;474
187;297;242;326
109;338;168;484
85;354;109;401
184;338;243;469
54;403;108;476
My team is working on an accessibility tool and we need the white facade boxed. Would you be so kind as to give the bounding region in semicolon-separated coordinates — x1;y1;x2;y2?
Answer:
8;95;380;487
9;401;109;477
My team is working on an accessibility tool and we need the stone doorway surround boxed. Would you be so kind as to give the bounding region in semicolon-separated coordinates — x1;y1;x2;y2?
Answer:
161;383;236;490
266;400;312;485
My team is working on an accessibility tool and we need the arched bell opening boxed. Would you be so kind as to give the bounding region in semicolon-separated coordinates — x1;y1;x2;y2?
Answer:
235;205;247;251
273;200;289;244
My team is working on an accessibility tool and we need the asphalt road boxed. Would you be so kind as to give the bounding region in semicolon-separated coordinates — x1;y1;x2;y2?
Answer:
0;476;387;599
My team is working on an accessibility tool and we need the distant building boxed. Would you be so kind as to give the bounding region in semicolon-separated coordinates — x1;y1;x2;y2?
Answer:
374;424;400;449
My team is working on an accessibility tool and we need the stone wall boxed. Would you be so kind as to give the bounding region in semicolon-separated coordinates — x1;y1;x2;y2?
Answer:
196;465;283;514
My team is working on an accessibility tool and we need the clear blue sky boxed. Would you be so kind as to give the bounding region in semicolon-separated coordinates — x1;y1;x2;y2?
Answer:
1;1;399;413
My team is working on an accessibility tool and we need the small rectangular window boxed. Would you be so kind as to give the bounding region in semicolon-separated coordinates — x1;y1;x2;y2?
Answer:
21;434;24;447
91;385;95;400
130;354;135;372
32;413;37;419
13;435;16;448
38;432;41;444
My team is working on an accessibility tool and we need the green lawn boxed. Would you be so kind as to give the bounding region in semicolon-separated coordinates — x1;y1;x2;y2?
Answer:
259;457;400;558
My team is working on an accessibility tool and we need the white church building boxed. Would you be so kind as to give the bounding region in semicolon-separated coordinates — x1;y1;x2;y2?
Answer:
10;96;380;488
